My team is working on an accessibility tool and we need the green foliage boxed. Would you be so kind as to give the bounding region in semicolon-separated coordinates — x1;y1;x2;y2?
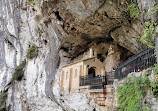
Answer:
28;0;36;7
0;105;5;111
0;91;8;111
117;77;150;111
140;21;158;48
11;60;26;82
147;4;158;19
151;80;158;97
152;64;158;75
28;0;42;7
140;4;158;48
0;92;7;101
150;64;158;97
117;65;158;110
127;2;140;19
127;1;158;48
26;45;39;59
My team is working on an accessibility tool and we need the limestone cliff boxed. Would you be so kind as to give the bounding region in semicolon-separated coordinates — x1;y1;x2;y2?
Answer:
0;0;156;111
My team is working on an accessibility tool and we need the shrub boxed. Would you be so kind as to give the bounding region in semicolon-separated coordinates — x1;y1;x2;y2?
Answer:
117;77;150;111
0;105;5;111
140;21;157;48
127;2;140;19
28;0;36;7
11;60;26;82
0;91;8;111
151;80;158;97
26;45;39;59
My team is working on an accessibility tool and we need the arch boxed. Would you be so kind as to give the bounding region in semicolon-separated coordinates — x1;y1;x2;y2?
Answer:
88;67;96;77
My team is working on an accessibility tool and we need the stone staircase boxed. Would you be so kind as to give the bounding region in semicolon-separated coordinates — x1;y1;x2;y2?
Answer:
89;85;115;107
90;91;107;106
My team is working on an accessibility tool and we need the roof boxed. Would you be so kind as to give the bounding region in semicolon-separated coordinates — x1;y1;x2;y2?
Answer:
62;57;95;68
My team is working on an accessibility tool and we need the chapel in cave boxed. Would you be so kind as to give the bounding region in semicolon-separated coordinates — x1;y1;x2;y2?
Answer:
60;45;118;108
60;46;106;92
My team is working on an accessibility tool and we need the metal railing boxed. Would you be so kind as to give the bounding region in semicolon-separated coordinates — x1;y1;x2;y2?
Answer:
115;48;156;80
80;75;106;89
89;83;106;90
106;72;115;84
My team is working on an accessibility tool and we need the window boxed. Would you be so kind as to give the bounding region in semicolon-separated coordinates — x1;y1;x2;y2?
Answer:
75;69;77;78
62;71;64;80
80;65;82;75
93;50;95;56
66;72;68;80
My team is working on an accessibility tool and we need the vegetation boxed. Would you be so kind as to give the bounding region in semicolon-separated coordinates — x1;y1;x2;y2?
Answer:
0;91;8;111
11;59;26;83
149;65;158;97
117;76;150;111
127;0;158;48
28;0;41;7
151;80;158;97
28;0;36;7
26;44;39;59
11;44;38;83
127;1;140;19
140;21;157;48
117;65;158;111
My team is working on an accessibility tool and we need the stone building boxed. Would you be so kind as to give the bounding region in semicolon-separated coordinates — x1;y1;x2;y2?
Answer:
60;46;117;110
60;47;106;92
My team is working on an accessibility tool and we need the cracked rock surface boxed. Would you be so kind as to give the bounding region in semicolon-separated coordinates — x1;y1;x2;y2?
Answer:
0;0;153;111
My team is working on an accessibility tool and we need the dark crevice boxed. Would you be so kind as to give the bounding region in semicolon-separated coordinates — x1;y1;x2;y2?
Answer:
105;37;114;43
56;56;60;69
96;37;114;45
104;12;110;19
108;26;121;37
128;19;132;24
71;27;76;31
105;51;108;56
54;11;62;21
89;22;95;25
44;39;48;45
97;54;105;62
104;11;118;20
63;56;72;58
60;47;69;52
93;108;96;111
4;39;13;46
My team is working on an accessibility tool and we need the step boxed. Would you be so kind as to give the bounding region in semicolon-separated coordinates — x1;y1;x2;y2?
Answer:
96;101;106;106
95;97;106;101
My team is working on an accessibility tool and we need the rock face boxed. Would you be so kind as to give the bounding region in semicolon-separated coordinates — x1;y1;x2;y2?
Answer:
0;0;153;111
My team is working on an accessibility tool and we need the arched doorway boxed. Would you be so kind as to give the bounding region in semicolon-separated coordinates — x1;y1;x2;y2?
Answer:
88;67;96;77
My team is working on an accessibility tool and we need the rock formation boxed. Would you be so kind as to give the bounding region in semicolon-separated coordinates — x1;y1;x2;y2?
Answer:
0;0;155;111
